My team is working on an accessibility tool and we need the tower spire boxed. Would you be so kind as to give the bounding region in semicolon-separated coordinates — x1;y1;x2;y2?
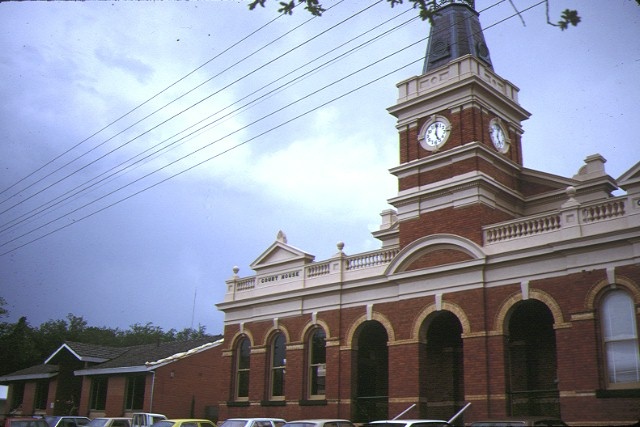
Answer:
423;0;492;73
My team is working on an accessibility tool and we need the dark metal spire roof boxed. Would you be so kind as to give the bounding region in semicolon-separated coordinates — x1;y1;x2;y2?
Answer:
423;0;492;73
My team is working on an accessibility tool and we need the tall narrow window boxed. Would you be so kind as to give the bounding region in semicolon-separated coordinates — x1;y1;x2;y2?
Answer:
270;333;286;398
10;382;25;412
124;374;146;410
34;380;49;410
601;289;640;387
308;328;326;398
235;337;250;400
89;376;108;411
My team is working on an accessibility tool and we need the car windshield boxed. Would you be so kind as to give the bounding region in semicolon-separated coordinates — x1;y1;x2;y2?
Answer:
11;421;49;427
471;424;525;427
88;420;109;427
151;422;175;427
44;417;60;426
368;423;449;427
219;421;250;427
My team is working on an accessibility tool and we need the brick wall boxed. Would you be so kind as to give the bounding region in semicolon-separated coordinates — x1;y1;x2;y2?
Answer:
218;265;640;424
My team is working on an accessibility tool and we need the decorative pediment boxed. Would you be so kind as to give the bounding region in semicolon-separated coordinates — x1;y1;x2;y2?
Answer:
250;231;315;274
618;160;640;195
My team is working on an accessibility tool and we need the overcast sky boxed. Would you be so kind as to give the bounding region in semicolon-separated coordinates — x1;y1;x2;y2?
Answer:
1;0;638;335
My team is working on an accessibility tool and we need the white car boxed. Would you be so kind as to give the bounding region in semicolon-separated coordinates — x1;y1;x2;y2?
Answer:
218;419;286;427
366;420;451;427
282;420;354;427
88;418;131;427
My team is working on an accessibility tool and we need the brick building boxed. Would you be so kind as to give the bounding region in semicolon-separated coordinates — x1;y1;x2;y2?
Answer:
0;339;224;422
215;1;640;425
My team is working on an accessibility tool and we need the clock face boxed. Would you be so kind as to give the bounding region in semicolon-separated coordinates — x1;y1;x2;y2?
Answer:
490;120;509;152
424;120;450;148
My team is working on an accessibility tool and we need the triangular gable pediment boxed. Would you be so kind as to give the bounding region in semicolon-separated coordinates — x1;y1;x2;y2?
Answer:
250;231;315;273
618;160;640;194
44;341;122;365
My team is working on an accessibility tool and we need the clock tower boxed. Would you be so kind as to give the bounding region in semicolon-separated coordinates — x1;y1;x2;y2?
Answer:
387;0;531;249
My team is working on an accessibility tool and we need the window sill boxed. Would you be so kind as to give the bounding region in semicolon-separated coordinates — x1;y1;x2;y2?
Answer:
226;400;250;407
596;388;640;398
261;400;286;406
299;399;327;406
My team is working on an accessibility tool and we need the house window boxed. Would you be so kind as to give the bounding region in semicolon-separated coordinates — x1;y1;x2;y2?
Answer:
34;380;49;410
270;333;286;398
308;328;326;398
124;374;146;410
90;376;108;410
235;337;250;400
601;289;640;387
10;382;25;412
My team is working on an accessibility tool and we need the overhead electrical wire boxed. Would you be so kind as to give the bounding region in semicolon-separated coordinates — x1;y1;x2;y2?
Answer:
0;7;418;236
0;0;349;214
0;5;288;202
0;0;546;256
0;0;393;235
0;11;429;249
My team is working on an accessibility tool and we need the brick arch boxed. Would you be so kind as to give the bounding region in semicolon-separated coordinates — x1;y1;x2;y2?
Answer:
345;311;396;348
586;276;640;311
385;234;485;275
494;289;568;334
229;329;255;351
300;319;331;342
412;302;471;341
262;325;292;346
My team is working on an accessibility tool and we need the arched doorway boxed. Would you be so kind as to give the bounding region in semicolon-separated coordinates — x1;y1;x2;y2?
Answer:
353;320;389;422
421;311;465;423
506;299;560;417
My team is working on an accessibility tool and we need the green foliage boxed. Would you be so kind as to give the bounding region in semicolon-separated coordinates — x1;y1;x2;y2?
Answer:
0;297;8;318
247;0;586;30
0;303;219;376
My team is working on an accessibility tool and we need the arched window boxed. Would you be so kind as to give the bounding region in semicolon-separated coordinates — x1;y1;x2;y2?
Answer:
601;289;640;387
308;327;326;398
270;332;286;398
235;337;250;399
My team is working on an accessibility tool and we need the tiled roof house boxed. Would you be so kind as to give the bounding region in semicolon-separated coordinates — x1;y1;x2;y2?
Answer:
0;338;223;421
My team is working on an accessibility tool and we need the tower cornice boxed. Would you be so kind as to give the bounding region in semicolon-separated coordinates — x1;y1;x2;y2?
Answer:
388;55;530;127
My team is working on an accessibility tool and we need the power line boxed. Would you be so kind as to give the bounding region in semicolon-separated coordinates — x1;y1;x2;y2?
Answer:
0;8;287;204
0;0;544;255
0;0;357;219
0;6;417;236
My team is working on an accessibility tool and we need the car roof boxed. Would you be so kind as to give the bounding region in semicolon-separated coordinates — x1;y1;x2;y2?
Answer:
368;421;448;424
470;418;566;426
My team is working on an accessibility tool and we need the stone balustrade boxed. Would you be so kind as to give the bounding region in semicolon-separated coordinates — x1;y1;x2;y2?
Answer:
484;196;631;245
225;195;634;299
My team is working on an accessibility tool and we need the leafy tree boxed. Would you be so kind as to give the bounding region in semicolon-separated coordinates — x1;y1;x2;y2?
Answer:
0;304;220;376
0;317;40;375
0;296;8;318
248;0;639;30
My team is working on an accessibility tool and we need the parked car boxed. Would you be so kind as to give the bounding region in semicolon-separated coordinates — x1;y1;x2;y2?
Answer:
218;419;286;427
366;420;451;427
4;417;49;427
469;417;567;427
151;420;215;427
87;419;131;427
281;420;354;427
44;417;90;427
132;414;166;427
